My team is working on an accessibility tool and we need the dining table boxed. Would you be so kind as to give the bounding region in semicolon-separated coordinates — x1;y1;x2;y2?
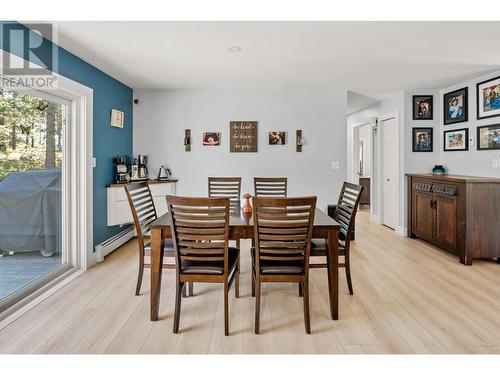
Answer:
148;208;341;321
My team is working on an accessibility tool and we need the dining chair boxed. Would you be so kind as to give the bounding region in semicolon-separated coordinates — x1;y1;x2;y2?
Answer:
251;196;317;334
208;177;242;212
310;182;363;295
166;196;240;336
254;177;287;197
124;183;192;297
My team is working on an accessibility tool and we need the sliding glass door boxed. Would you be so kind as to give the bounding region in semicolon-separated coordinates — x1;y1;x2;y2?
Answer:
0;88;71;310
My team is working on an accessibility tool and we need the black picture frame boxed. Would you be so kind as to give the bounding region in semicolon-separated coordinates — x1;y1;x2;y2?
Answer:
412;95;433;120
443;87;468;125
443;128;469;151
476;75;500;120
412;127;433;152
476;123;500;150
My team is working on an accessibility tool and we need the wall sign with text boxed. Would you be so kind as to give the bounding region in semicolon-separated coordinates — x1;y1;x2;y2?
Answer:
229;121;258;152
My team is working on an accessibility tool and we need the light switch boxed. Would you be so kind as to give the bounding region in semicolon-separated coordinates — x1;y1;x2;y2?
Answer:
469;137;474;146
493;158;499;169
92;157;97;168
331;161;340;170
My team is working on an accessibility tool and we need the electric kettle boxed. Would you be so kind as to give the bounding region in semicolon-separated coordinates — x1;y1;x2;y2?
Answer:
157;166;172;180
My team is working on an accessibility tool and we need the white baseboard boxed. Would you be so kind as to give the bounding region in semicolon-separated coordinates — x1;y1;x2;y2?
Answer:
396;226;407;237
95;226;134;263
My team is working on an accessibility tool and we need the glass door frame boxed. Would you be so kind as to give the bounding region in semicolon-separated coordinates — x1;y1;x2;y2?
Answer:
0;50;93;322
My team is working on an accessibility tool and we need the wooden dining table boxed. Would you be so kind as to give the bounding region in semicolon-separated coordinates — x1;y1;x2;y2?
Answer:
149;208;341;321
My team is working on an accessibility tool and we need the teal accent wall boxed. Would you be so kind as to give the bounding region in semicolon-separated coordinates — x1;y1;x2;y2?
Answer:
1;21;133;247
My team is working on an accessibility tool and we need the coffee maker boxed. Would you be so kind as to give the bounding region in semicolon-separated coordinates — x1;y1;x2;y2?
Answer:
113;156;129;184
130;154;149;181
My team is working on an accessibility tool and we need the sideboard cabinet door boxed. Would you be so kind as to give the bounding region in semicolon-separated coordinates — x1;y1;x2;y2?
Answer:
434;196;457;251
412;191;434;241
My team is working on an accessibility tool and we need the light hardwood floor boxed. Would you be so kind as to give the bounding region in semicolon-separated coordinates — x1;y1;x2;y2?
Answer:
1;209;499;354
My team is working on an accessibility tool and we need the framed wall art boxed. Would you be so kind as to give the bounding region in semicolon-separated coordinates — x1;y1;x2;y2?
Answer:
202;131;221;146
268;131;286;145
229;121;257;152
477;75;500;120
443;128;469;151
443;87;468;125
477;123;500;150
110;109;124;128
412;127;433;152
412;95;433;120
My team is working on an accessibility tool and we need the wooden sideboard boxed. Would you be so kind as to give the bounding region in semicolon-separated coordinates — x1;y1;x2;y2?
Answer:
406;174;500;265
107;180;177;226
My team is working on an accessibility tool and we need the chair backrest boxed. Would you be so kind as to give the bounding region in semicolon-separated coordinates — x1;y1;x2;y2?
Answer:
334;182;363;247
254;177;287;197
252;196;317;275
208;177;241;212
124;182;158;251
166;196;230;275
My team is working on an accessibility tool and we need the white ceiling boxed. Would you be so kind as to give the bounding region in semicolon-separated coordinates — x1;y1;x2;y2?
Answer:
54;22;500;112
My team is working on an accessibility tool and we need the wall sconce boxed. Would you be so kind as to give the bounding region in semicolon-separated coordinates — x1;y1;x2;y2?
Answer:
184;129;191;152
296;130;305;152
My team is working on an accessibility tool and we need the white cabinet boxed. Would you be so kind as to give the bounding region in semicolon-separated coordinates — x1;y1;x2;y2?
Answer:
107;180;177;226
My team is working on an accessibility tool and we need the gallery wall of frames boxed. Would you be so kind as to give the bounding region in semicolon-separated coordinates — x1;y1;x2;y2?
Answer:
411;74;500;154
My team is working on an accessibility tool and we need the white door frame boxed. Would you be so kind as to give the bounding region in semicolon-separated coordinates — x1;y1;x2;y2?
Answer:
379;111;400;233
0;50;93;324
351;119;374;217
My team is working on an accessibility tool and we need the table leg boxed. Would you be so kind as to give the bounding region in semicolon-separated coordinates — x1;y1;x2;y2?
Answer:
150;228;165;321
326;229;339;320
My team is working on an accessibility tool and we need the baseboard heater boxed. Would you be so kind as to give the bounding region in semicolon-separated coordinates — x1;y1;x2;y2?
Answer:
95;226;134;263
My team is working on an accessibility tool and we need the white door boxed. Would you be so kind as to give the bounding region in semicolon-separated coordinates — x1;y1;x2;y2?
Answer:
381;115;399;229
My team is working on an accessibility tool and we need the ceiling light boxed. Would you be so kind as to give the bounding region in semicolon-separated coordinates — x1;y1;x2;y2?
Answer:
228;46;242;53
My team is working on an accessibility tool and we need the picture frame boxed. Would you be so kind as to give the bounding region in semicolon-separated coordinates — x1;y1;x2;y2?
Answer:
412;127;433;152
229;121;258;152
412;95;433;120
110;109;124;128
268;131;286;145
476;75;500;120
443;87;468;125
476;123;500;150
202;131;221;146
443;128;469;151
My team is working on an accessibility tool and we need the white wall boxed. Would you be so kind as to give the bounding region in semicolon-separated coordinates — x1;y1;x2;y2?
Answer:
438;70;500;177
133;89;347;210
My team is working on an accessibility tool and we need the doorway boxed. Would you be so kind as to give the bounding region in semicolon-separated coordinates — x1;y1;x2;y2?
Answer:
380;112;399;230
352;122;373;210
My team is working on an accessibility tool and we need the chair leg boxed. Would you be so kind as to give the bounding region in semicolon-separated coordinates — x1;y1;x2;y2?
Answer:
298;282;303;297
302;281;311;334
224;283;229;336
135;256;144;296
254;279;261;334
251;270;255;297
345;249;353;295
188;282;194;296
235;258;240;298
182;283;187;298
173;281;183;333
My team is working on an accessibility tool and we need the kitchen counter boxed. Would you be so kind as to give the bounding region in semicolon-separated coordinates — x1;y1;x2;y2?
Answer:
108;179;178;188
